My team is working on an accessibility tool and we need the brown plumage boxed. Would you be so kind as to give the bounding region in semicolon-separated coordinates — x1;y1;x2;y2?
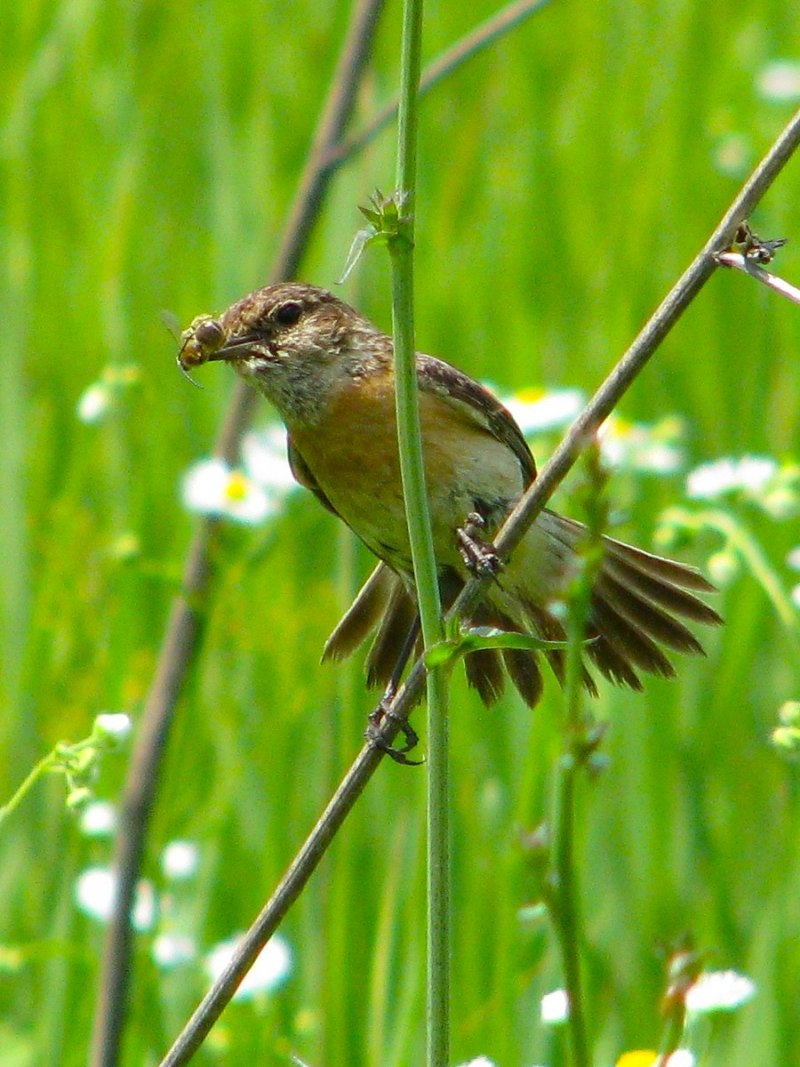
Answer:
180;282;722;706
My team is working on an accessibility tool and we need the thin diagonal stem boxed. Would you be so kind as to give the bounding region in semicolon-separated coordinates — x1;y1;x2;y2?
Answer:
717;250;800;306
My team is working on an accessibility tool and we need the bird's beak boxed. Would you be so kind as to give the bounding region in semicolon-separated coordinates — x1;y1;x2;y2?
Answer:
207;334;261;362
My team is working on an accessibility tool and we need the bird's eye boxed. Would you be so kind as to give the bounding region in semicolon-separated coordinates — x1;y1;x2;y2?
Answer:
274;301;303;327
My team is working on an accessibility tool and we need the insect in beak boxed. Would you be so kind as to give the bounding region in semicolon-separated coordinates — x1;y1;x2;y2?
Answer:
176;315;228;383
176;349;204;388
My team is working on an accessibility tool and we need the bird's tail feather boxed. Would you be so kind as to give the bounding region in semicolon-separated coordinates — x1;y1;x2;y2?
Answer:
321;519;722;707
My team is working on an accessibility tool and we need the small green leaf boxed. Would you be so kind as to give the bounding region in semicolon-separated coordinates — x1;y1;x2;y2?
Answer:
424;641;460;670
424;625;576;672
358;205;383;228
457;626;572;654
340;226;381;282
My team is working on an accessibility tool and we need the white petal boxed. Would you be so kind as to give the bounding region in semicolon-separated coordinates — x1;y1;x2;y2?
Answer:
75;867;117;921
182;459;231;513
94;712;133;743
504;388;585;435
77;383;112;423
152;933;197;968
757;60;800;102
205;933;293;999
686;970;757;1014
79;801;117;837
242;427;296;492
540;987;569;1024
686;456;777;500
161;841;200;881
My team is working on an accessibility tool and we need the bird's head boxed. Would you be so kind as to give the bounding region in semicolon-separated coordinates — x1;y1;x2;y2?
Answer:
179;282;388;425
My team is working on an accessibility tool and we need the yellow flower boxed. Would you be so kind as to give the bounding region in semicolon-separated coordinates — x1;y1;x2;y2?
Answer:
616;1053;657;1067
616;1052;695;1067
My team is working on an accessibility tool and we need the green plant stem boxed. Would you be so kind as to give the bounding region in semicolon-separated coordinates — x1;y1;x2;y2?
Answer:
547;532;599;1066
391;2;450;1066
0;750;57;826
331;0;553;167
700;509;800;638
389;246;439;653
388;212;451;1067
655;1009;687;1066
0;730;116;825
550;753;590;1066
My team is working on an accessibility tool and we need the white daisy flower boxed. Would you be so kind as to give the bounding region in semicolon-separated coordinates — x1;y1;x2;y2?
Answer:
79;801;117;838
182;458;275;524
160;840;200;881
757;59;800;103
94;712;133;745
685;969;756;1014
686;456;778;500
600;415;685;475
204;933;293;1000
74;867;156;931
503;387;585;435
77;364;141;423
152;933;197;968
77;382;113;423
540;987;569;1024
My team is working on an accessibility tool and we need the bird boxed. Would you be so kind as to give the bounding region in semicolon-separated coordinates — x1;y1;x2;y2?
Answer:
179;281;721;709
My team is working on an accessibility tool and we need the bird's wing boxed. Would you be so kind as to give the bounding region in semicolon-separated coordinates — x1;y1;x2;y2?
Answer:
287;433;341;517
416;354;536;486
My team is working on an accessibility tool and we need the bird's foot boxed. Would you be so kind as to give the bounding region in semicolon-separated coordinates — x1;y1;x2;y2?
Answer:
366;685;422;766
457;512;504;580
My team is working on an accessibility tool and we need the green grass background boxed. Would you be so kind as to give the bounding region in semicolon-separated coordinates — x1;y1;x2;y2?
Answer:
2;1;800;1064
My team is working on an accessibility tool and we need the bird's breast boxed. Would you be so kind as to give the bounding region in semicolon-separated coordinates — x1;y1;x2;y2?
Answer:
288;371;526;574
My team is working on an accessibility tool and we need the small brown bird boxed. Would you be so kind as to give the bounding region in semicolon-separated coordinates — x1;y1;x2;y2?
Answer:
180;282;721;708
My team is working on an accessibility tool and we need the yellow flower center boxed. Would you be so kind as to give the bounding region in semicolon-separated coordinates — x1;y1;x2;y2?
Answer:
615;1053;657;1067
513;386;546;403
225;472;250;502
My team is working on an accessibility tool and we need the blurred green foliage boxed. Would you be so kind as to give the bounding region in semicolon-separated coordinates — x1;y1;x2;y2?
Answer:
1;1;799;1064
